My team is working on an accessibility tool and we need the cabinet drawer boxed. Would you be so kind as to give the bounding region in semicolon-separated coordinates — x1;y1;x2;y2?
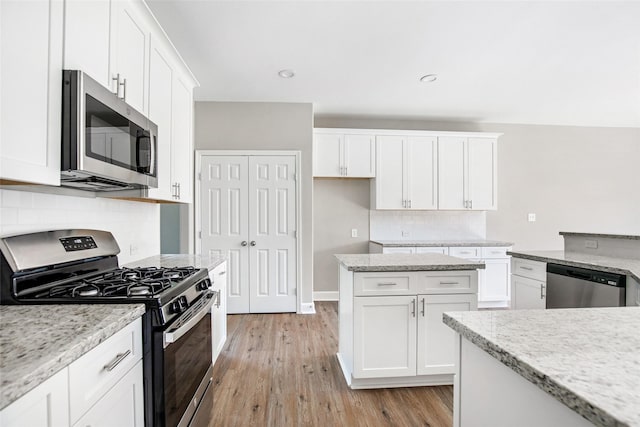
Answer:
415;247;449;255
382;247;416;254
69;319;142;423
481;247;510;258
512;258;546;281
413;271;475;294
354;273;412;296
449;247;481;259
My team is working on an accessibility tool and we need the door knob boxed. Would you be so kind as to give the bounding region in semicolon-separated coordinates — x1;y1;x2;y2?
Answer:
250;241;256;246
241;241;248;246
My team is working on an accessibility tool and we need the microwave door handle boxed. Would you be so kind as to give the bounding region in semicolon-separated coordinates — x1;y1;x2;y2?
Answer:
149;133;156;176
163;293;215;348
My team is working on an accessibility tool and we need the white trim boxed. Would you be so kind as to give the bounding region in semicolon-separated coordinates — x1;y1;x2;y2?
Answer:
313;291;339;301
194;150;303;314
314;127;503;139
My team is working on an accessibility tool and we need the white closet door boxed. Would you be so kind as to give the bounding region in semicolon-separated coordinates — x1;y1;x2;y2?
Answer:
200;156;250;314
248;156;297;313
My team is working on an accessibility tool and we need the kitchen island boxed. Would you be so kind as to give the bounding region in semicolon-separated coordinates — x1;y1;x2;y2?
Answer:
444;307;640;427
335;253;484;389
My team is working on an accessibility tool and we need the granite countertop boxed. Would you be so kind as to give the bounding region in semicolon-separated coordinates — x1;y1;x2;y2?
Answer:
335;253;485;272
370;239;513;247
559;232;640;240
126;253;226;271
0;304;145;410
443;307;640;427
508;250;640;282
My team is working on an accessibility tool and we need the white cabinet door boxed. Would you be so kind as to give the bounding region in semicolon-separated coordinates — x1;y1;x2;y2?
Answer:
374;135;404;209
63;0;111;89
200;156;250;314
468;138;497;210
512;275;546;309
0;368;69;427
248;156;297;313
406;136;438;209
111;0;148;114
171;75;194;202
353;296;417;378
210;262;228;362
344;134;375;177
417;294;476;376
480;258;511;303
72;361;144;427
0;0;63;186
313;133;342;177
437;136;466;210
147;37;174;201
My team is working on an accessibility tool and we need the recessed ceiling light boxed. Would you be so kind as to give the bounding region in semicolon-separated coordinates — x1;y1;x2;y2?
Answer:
278;69;295;79
419;74;438;83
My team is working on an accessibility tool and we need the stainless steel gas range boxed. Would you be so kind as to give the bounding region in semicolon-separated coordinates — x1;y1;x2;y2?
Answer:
0;229;214;427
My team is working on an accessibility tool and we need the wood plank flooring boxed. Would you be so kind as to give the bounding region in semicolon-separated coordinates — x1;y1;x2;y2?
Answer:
208;301;453;427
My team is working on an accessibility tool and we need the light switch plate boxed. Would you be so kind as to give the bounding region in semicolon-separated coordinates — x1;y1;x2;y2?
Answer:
351;229;358;238
402;230;410;237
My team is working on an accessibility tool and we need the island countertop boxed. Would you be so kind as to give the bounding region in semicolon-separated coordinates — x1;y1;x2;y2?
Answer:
0;304;145;410
335;253;485;272
444;307;640;427
370;239;513;247
508;250;640;282
125;253;226;271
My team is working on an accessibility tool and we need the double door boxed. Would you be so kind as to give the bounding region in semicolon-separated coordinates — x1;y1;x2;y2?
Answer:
199;155;297;313
353;293;475;378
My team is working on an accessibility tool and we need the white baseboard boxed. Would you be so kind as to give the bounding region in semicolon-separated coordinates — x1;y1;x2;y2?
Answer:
313;291;339;301
299;302;316;314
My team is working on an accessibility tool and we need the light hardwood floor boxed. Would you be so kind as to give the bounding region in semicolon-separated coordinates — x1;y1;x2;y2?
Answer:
208;301;453;426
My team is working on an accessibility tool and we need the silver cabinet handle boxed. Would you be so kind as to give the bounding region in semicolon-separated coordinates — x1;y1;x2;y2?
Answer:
103;349;131;372
215;289;222;308
177;183;181;199
112;73;121;96
377;282;397;286
408;200;412;208
411;299;416;317
421;298;425;317
520;266;533;271
470;200;473;209
439;281;460;285
241;241;248;246
345;166;348;176
250;241;256;246
540;284;546;299
120;78;127;100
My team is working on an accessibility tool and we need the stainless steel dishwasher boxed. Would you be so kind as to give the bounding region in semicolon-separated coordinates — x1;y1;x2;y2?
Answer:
546;263;626;308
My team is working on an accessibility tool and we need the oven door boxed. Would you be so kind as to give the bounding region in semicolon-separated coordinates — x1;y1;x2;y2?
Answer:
162;292;215;427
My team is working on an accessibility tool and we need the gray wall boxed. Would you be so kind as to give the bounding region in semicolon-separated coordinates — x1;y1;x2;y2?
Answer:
194;102;314;308
313;179;371;294
315;116;640;251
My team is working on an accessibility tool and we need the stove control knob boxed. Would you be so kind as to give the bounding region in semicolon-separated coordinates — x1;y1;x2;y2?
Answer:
196;280;210;291
179;296;188;310
170;300;183;314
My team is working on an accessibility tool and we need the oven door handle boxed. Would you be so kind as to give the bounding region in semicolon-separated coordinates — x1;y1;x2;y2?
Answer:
164;292;215;348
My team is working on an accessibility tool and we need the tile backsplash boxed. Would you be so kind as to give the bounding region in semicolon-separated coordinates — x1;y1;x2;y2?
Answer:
0;189;160;265
370;210;487;241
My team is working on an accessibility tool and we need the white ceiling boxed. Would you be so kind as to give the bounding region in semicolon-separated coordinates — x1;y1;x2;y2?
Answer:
146;0;640;127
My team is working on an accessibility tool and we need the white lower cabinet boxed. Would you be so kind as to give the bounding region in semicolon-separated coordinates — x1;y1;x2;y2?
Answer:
511;258;547;309
0;368;69;427
0;318;143;427
210;261;228;363
339;267;478;389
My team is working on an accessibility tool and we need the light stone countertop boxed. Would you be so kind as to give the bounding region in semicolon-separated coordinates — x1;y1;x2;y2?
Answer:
559;232;640;241
125;253;226;271
370;239;513;247
443;307;640;427
508;250;640;282
0;304;145;410
335;253;485;272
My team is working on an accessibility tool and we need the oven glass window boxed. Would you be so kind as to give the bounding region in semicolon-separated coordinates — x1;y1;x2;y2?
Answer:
85;95;152;174
164;311;212;427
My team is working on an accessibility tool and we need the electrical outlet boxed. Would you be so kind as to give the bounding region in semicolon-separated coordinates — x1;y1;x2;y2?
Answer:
351;228;358;238
585;239;598;249
528;213;536;222
401;230;410;237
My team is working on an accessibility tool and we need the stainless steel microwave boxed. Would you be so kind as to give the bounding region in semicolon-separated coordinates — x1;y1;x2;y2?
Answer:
61;70;158;191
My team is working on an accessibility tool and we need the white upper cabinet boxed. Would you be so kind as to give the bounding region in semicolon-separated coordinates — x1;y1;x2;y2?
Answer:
313;132;375;177
0;0;63;186
373;135;438;210
63;0;111;88
171;75;194;203
438;136;497;210
110;0;149;115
